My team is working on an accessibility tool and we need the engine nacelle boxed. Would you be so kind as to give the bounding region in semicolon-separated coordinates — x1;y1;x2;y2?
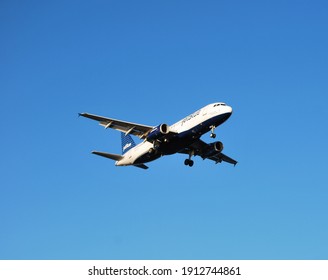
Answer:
213;141;224;153
203;141;224;158
147;124;170;142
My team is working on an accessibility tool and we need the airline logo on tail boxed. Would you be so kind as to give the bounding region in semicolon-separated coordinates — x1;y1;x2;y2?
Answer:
121;133;136;154
123;143;131;151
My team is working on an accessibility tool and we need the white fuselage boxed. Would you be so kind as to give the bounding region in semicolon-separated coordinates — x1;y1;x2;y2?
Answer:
116;103;232;166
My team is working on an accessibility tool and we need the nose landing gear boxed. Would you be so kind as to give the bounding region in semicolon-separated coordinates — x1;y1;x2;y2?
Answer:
210;125;216;138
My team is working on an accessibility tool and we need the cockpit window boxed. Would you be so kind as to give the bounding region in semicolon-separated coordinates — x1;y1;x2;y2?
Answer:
213;103;226;107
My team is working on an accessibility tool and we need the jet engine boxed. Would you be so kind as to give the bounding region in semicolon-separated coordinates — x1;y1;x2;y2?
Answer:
212;141;224;153
203;141;224;158
147;124;170;142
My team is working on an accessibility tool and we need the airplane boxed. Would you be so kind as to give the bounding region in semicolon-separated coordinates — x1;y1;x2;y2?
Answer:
79;102;237;169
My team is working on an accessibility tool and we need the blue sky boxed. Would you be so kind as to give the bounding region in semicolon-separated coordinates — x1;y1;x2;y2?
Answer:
1;0;327;259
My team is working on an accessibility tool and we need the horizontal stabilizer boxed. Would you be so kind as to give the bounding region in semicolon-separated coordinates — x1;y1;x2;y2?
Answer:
134;164;149;170
92;151;123;161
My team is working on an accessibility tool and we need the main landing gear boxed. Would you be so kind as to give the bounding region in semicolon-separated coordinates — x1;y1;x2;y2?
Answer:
184;159;194;167
184;150;194;167
210;125;216;138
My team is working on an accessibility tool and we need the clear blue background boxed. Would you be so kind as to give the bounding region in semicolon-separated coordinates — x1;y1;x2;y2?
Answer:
1;0;327;259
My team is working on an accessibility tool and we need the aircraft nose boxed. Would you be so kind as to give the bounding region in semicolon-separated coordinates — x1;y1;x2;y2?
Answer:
226;105;233;115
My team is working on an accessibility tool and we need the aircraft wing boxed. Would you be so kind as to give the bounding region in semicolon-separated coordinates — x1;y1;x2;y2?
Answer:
79;113;153;139
179;139;238;166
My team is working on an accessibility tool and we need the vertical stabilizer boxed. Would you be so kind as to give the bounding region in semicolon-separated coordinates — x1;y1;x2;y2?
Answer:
121;133;136;154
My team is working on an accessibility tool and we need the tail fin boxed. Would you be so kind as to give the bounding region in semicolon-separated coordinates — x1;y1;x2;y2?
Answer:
121;133;136;154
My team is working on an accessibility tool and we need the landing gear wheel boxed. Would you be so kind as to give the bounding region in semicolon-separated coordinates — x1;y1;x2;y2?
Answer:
210;133;216;139
184;159;194;167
